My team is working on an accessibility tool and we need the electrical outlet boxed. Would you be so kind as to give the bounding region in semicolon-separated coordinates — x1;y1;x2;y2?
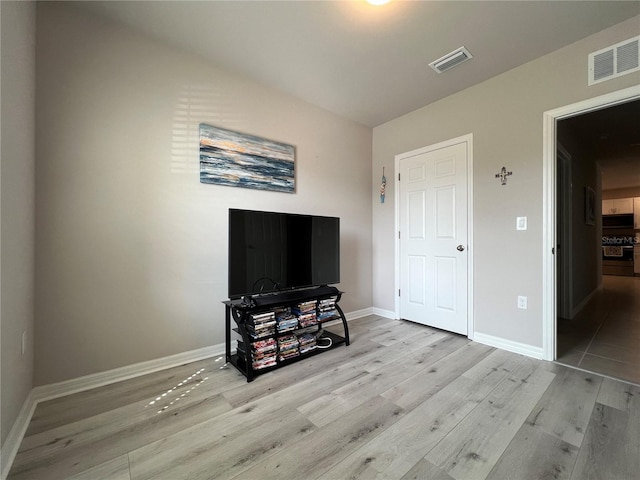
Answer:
22;331;27;355
517;296;528;309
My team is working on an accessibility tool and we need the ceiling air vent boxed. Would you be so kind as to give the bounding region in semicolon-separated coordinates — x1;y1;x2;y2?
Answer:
429;46;472;74
588;36;639;85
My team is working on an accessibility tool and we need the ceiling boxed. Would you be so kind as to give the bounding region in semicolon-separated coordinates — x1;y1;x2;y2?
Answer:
560;100;640;191
72;0;640;128
70;1;639;190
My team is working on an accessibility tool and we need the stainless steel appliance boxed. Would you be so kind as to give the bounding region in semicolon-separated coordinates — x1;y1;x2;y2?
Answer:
602;235;636;276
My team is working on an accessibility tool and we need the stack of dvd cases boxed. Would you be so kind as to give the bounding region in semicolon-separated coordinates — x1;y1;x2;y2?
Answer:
245;311;276;339
237;337;277;370
275;306;298;333
293;300;317;328
317;296;339;322
277;334;300;361
297;332;317;354
237;311;278;370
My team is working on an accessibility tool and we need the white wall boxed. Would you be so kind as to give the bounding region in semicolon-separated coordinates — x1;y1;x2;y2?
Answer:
35;3;372;385
1;1;36;446
603;187;640;199
373;16;640;349
557;123;601;310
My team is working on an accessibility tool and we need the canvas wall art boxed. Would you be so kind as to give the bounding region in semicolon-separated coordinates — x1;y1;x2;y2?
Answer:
584;186;596;225
199;123;295;193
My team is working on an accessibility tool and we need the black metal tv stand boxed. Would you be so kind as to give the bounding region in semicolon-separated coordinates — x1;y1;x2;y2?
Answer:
224;286;350;382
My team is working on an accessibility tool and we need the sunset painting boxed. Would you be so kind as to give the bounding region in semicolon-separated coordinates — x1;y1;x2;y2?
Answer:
199;123;295;193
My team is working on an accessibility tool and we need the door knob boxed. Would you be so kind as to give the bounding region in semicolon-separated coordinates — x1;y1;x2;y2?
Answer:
457;245;465;252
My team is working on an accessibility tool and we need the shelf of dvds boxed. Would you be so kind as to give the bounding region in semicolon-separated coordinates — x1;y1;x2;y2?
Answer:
224;285;350;382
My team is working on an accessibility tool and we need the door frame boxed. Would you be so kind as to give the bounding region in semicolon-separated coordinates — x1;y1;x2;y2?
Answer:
542;85;640;361
394;133;474;339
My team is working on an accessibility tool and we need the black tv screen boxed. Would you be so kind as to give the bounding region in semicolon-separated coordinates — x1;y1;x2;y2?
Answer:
228;209;340;299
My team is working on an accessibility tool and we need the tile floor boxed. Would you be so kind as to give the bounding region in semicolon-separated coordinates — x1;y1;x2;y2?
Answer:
557;274;640;385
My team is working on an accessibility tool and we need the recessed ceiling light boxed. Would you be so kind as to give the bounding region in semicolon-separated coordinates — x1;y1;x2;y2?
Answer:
367;0;391;5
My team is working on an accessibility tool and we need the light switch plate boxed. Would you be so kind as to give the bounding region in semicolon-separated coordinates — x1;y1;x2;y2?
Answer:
516;216;527;230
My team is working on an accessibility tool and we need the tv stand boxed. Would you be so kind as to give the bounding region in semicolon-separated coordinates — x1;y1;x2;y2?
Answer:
224;286;350;382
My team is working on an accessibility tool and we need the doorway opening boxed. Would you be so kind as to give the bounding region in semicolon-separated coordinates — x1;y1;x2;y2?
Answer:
556;99;640;384
542;86;640;385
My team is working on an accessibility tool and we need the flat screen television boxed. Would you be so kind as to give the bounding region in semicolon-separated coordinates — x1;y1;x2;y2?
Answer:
228;209;340;299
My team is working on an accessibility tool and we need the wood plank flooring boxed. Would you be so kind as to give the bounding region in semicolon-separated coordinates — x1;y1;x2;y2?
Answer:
8;316;640;480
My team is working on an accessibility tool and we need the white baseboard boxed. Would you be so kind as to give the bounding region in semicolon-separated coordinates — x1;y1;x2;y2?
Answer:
0;343;225;480
372;307;396;319
1;389;38;480
1;305;376;478
473;332;544;360
33;343;226;403
345;307;374;320
571;284;602;319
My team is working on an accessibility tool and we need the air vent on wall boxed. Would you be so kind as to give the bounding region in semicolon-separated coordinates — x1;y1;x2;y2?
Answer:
429;46;473;74
588;36;639;85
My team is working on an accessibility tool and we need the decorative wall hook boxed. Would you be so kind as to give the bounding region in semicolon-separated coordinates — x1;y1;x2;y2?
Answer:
380;167;386;203
495;166;513;186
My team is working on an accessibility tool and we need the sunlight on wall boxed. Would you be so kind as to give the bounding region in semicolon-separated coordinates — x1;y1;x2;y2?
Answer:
172;85;214;174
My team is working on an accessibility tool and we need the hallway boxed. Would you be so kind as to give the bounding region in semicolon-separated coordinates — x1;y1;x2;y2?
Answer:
557;275;640;385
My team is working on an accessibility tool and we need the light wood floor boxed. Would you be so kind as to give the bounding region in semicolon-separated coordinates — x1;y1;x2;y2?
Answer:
557;275;640;385
9;316;640;480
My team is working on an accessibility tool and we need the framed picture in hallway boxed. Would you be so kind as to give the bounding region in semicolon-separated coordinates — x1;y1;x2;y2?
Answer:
199;123;295;193
585;186;596;225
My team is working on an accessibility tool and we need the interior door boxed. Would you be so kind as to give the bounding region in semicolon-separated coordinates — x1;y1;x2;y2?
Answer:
556;144;572;320
399;141;468;335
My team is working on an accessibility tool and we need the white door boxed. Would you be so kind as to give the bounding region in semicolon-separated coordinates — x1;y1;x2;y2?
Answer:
556;145;572;320
398;141;468;335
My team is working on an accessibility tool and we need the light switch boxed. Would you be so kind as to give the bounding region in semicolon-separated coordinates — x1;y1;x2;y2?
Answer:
516;216;527;231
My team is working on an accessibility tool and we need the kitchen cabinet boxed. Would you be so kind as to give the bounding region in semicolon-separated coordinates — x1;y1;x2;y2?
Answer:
602;198;634;215
635;246;640;274
635;197;640;229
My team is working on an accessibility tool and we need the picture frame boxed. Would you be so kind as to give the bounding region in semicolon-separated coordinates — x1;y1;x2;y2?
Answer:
199;123;295;193
584;186;595;225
